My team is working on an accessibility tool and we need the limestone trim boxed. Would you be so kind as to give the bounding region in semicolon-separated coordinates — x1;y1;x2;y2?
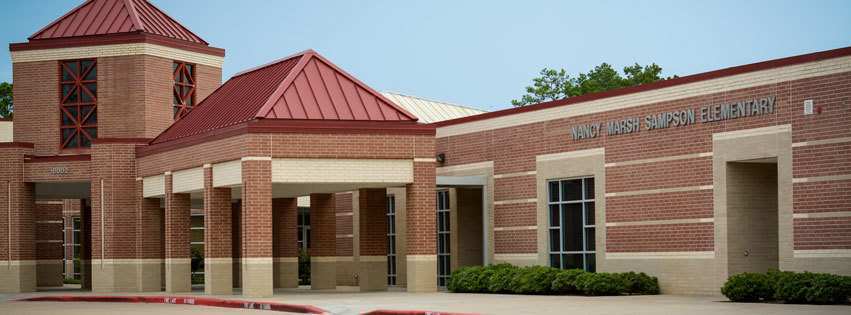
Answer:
436;57;851;138
335;234;354;238
273;257;298;263
334;256;354;262
35;220;63;224
360;255;387;262
335;212;354;217
34;201;64;205
271;158;413;183
3;260;38;266
142;174;165;198
240;257;273;264
606;185;713;198
311;256;339;263
712;124;792;141
212;160;241;187
11;43;224;67
436;161;494;174
536;148;605;162
792;136;851;148
241;156;272;161
792;174;851;183
35;240;63;243
793;211;851;219
493;171;537;179
493;198;537;205
204;258;233;264
605;152;713;168
606;251;715;259
606;218;714;227
793;249;851;258
405;255;437;262
413;158;437;163
164;258;191;264
493;225;537;231
493;253;537;260
172;166;203;193
92;259;165;264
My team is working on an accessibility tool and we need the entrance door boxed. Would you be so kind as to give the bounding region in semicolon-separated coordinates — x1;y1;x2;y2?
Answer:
436;190;451;287
726;160;779;275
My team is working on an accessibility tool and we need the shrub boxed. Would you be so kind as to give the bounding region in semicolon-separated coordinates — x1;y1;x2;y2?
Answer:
551;269;586;294
721;273;773;302
510;266;560;294
485;264;521;293
617;271;660;295
774;272;851;304
447;266;488;293
576;272;626;296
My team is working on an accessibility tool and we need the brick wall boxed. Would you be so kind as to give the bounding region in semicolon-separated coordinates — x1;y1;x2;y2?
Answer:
240;160;272;258
205;167;232;258
359;189;387;256
335;192;353;257
310;193;336;257
437;69;851;255
272;198;297;258
90;142;139;260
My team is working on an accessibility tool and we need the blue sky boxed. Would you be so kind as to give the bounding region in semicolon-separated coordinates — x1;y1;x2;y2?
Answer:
2;0;850;111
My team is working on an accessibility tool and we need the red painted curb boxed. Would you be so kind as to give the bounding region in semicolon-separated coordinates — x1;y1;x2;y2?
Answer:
17;295;328;314
362;310;479;315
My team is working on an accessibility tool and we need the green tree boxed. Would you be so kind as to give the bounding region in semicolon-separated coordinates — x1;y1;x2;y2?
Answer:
0;82;11;118
511;63;673;107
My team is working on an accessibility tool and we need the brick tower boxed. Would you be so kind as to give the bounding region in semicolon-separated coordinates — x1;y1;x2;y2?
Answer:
1;0;223;293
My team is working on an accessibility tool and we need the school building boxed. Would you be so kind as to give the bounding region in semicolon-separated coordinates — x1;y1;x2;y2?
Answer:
1;0;849;297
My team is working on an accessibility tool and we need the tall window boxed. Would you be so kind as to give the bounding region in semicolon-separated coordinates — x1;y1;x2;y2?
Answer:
63;216;82;280
436;190;451;287
297;209;310;251
190;214;204;284
387;195;397;286
60;59;97;149
173;61;196;119
548;177;596;271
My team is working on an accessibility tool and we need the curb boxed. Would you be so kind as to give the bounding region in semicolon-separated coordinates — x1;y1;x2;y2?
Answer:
17;295;328;314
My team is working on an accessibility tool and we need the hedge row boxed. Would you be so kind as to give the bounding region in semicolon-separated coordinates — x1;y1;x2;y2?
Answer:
447;264;659;296
721;270;851;304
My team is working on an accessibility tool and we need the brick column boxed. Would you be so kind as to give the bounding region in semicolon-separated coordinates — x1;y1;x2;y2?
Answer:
35;201;65;287
406;160;437;292
90;141;143;292
204;165;233;295
358;188;388;291
273;198;298;288
136;179;164;292
0;143;36;293
240;158;273;297
164;173;191;293
310;193;336;290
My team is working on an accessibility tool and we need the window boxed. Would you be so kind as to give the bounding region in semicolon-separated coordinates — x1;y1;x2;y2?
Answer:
63;216;82;280
297;209;310;250
60;59;97;149
436;190;451;287
387;195;397;286
173;61;196;119
548;177;596;271
190;214;204;284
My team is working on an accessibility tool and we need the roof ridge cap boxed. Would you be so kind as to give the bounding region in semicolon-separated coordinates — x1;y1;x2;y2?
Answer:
123;0;146;32
232;49;315;78
138;0;210;45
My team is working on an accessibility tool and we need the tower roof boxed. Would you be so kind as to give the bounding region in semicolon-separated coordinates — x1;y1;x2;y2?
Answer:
151;50;420;145
29;0;208;45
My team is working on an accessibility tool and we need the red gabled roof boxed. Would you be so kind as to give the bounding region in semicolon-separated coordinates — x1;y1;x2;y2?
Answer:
151;50;418;145
29;0;208;45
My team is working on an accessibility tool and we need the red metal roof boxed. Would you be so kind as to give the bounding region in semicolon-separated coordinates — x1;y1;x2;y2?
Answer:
151;50;418;144
30;0;208;45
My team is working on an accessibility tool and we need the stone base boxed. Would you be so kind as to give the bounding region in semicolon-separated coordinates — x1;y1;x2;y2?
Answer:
335;257;357;286
0;260;37;293
165;258;191;293
205;258;233;295
137;259;164;292
310;257;336;290
91;259;141;292
273;257;298;288
406;255;437;292
81;260;92;290
241;258;273;297
36;259;64;287
359;256;388;292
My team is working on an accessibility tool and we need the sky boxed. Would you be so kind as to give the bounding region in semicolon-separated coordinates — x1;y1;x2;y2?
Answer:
2;0;850;111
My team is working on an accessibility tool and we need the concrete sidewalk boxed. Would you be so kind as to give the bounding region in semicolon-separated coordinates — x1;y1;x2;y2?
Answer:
1;289;849;315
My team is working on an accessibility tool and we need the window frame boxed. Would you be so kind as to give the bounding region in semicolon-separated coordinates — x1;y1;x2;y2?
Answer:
59;59;97;150
386;194;397;286
172;60;197;120
436;189;451;287
547;177;596;271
